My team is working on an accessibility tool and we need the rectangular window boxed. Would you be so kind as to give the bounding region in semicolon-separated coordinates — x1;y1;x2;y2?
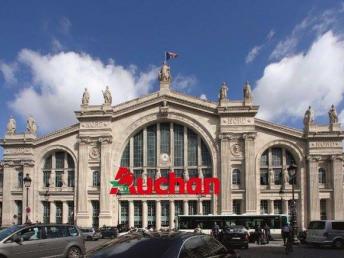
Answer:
232;169;240;185
93;171;100;187
17;171;23;188
15;200;23;225
134;201;142;228
44;155;52;169
188;201;197;215
187;129;198;166
202;168;212;178
120;144;130;167
147;169;156;179
274;169;282;185
260;151;268;167
92;201;100;228
188;169;198;178
147;201;156;226
260;200;268;214
332;222;344;230
174;124;184;167
202;200;211;215
55;202;62;224
134;131;143;167
68;171;74;187
272;148;282;166
201;141;211;166
160;123;170;155
175;201;183;217
161;201;169;227
320;199;327;220
120;201;129;225
147;125;157;167
43;171;51;187
174;169;184;178
55;171;63;187
0;173;3;188
68;201;74;224
260;169;268;185
55;152;65;169
233;200;241;214
43;202;50;224
274;200;282;214
133;169;143;185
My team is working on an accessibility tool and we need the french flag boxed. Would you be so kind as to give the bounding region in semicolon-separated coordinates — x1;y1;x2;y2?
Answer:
166;51;178;60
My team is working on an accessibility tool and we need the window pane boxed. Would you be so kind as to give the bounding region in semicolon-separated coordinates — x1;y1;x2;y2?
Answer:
120;201;129;225
161;201;169;226
232;169;240;185
319;168;326;184
134;201;142;227
271;148;282;166
201;140;211;166
55;171;63;187
55;202;62;224
68;171;75;187
147;201;156;226
202;168;212;178
187;129;198;166
286;151;295;166
233;200;241;214
260;169;268;185
147;125;157;167
174;124;184;167
274;169;282;185
320;199;327;220
134;131;143;167
188;169;198;178
188;201;197;215
43;171;51;187
260;151;268;167
274;200;282;214
160;123;170;155
67;154;75;168
55;152;65;169
44;155;52;169
175;201;183;216
17;171;23;188
93;171;100;187
147;169;156;179
92;201;100;228
120;143;130;167
260;200;268;214
202;200;211;215
43;202;50;224
133;169;142;185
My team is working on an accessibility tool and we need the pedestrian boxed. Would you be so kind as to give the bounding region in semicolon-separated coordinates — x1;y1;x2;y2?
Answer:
255;224;263;245
281;223;290;245
211;222;220;240
263;223;271;244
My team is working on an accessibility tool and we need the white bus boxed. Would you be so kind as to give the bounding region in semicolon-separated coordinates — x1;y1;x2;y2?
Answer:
176;214;289;237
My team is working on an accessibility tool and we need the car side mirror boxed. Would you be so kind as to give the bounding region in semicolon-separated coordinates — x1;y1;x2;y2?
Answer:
13;235;22;244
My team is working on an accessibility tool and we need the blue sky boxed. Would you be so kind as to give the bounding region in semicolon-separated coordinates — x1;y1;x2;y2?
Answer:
1;0;344;157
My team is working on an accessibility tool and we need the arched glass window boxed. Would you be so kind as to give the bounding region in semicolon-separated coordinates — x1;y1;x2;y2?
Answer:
259;147;297;186
120;122;213;186
42;151;75;188
318;168;326;184
232;169;241;185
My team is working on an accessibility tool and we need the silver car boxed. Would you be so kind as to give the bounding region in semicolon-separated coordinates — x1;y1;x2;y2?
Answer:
0;224;86;258
306;220;344;248
80;227;101;241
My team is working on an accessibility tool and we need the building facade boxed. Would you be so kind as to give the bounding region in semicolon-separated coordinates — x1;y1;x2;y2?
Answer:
0;63;343;229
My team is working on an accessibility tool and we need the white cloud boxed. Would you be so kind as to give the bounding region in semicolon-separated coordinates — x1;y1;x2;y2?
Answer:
200;94;207;100
245;46;262;64
254;31;344;122
51;38;64;52
9;50;159;132
0;61;17;84
59;17;71;35
266;30;275;40
172;74;197;92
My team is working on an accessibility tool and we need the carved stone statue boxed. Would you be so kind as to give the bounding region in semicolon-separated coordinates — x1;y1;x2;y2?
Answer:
158;62;171;82
219;82;228;100
243;81;252;104
102;86;112;105
328;104;338;124
82;88;90;105
303;106;314;126
26;116;37;134
6;117;16;135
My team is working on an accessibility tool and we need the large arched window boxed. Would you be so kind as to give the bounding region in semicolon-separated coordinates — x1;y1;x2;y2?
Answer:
42;151;75;188
120;122;213;182
259;147;296;186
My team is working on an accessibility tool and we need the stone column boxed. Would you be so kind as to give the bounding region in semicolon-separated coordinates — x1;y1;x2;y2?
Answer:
76;137;89;226
99;137;112;226
156;200;161;230
183;200;189;215
2;163;14;226
307;156;320;221
62;201;69;223
117;200;121;226
170;123;174;167
128;200;134;228
197;200;203;215
331;156;344;219
50;202;56;223
220;134;231;214
268;200;274;215
169;200;175;229
244;133;257;214
184;126;188;168
282;200;288;215
142;201;148;229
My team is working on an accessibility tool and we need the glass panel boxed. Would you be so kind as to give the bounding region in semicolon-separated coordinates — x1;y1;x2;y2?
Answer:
188;201;197;215
67;154;74;168
160;169;169;186
260;200;268;214
232;169;240;185
134;201;142;227
134;131;143;167
55;202;62;224
260;169;268;185
120;143;130;167
174;169;184;178
147;201;156;226
44;155;52;169
271;148;282;166
68;201;74;224
320;199;327;220
202;200;211;215
233;200;241;214
133;169;143;185
188;169;198;178
55;152;65;169
43;171;51;187
55;171;63;187
92;201;100;228
68;171;75;187
43;202;50;224
201;140;211;166
202;168;212;178
274;169;282;185
16;201;23;225
286;151;295;166
175;201;183;216
260;150;268;167
147;169;156;179
187;129;198;166
274;200;282;214
160;123;170;155
147;125;157;167
318;168;326;184
120;201;129;225
174;124;184;167
93;171;100;187
161;201;169;226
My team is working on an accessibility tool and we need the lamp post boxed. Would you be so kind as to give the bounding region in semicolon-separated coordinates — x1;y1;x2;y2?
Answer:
287;163;298;244
23;173;32;223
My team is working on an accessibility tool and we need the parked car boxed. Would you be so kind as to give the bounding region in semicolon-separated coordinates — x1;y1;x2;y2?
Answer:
90;231;240;258
100;226;119;239
117;224;129;233
306;220;344;248
80;227;102;241
219;225;249;249
0;223;85;258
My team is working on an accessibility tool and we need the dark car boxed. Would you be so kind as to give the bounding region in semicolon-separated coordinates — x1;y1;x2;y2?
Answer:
100;227;119;239
220;225;249;249
90;231;240;258
116;224;129;233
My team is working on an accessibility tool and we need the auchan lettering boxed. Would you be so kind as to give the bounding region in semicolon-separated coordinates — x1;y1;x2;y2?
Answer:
110;167;220;195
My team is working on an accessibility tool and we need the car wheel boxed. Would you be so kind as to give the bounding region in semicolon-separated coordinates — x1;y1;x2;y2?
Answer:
333;239;344;249
67;246;82;258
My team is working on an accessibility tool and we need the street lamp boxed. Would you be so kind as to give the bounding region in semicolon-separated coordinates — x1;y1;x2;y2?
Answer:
23;173;32;223
287;163;298;244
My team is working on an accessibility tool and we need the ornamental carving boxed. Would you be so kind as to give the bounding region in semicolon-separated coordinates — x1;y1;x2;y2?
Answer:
99;136;113;144
230;142;242;157
89;147;100;160
222;117;253;125
4;148;31;155
81;121;110;129
309;141;341;148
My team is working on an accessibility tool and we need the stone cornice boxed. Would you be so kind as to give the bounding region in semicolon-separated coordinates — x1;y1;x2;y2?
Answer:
35;124;79;145
98;136;113;144
255;118;303;138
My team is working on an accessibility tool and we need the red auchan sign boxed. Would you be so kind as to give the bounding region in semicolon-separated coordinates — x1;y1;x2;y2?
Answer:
110;167;220;195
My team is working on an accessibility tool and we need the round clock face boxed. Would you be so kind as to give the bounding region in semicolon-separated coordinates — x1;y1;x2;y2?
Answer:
161;153;169;162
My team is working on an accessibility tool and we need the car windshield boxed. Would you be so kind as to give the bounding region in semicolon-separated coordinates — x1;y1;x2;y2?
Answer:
308;221;326;230
0;225;24;241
